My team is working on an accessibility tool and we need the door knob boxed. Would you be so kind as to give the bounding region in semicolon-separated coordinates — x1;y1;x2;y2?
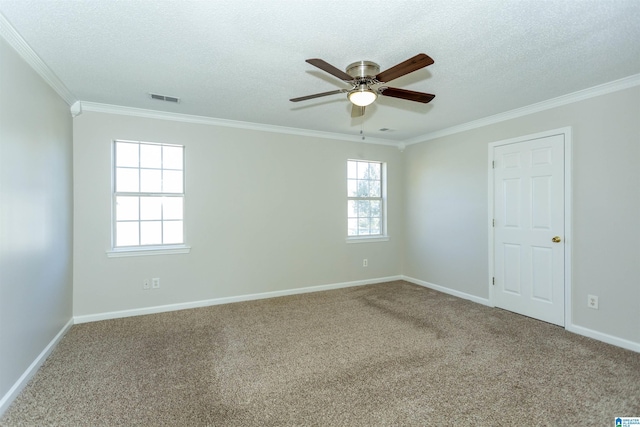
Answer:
552;236;562;243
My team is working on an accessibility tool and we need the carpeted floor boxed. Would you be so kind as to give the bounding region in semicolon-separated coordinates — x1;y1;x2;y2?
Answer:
2;280;639;426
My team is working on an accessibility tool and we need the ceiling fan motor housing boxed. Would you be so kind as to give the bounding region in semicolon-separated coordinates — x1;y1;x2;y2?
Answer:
346;61;380;80
345;61;380;107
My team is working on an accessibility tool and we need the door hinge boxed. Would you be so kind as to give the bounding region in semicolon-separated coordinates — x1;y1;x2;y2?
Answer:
492;160;495;169
492;277;495;285
492;219;495;227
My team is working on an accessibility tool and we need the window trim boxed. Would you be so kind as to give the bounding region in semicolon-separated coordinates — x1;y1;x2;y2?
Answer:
345;235;390;244
346;159;388;241
106;245;191;258
109;139;189;256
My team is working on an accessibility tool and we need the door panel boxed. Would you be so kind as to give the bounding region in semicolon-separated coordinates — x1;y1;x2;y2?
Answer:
531;176;551;228
494;134;565;326
503;244;522;294
531;246;553;301
503;179;521;227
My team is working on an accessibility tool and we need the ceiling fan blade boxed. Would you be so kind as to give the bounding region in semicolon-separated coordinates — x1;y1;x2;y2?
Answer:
375;53;434;83
379;87;435;103
290;89;346;102
306;58;353;81
351;105;365;118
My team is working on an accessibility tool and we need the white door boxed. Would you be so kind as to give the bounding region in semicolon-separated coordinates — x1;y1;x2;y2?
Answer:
493;134;565;326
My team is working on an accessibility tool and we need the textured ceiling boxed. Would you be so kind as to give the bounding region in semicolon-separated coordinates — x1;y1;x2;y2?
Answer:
1;0;639;143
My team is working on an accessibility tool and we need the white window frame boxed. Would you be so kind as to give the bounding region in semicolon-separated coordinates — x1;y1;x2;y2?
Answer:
107;139;190;257
346;159;389;243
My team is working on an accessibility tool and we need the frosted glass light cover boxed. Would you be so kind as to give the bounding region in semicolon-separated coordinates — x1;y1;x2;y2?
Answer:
348;90;377;107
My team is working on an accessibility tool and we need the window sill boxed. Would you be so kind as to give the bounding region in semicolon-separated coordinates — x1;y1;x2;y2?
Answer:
106;245;191;258
346;236;390;244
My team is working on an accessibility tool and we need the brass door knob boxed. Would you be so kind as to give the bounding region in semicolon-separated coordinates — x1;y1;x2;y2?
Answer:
552;236;562;243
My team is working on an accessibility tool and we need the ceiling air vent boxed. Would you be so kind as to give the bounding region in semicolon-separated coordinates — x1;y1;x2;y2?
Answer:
150;93;180;103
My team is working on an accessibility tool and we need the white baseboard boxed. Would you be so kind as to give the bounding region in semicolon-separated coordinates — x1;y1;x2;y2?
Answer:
566;323;640;353
0;318;74;417
74;276;403;324
402;275;492;306
402;275;639;353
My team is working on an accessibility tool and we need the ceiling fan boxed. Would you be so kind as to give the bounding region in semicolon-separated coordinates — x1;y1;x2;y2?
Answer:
290;53;435;117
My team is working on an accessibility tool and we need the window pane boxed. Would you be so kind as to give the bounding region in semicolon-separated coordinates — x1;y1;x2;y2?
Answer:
370;218;381;235
163;197;183;220
116;142;138;167
368;162;381;179
116;168;139;192
140;144;162;168
113;141;186;249
356;180;370;197
357;162;369;179
347;200;357;218
357;200;370;217
348;218;358;236
347;160;383;237
140;169;162;192
358;218;371;235
163;146;183;170
370;200;381;217
163;170;183;193
163;221;183;244
347;179;358;197
370;180;381;197
140;197;163;220
116;196;139;221
141;221;162;245
347;160;357;179
116;222;139;246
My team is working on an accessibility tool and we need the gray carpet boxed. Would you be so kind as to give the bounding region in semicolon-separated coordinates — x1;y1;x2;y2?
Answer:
2;280;639;426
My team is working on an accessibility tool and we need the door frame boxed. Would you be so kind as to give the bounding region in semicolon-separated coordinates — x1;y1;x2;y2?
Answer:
488;127;573;327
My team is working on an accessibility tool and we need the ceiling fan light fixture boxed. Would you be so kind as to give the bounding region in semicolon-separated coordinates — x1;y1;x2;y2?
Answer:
348;85;377;107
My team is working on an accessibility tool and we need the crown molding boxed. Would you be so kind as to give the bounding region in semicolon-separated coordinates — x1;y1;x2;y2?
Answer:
79;74;640;148
77;101;400;147
404;73;640;146
0;12;76;106
5;5;634;147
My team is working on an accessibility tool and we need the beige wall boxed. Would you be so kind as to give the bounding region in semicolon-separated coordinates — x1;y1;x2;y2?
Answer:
403;85;640;344
0;38;73;403
72;112;403;317
74;86;640;348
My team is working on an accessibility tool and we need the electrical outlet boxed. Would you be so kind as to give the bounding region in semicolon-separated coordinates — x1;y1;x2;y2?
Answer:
587;294;598;309
363;259;368;267
143;279;150;290
152;278;160;289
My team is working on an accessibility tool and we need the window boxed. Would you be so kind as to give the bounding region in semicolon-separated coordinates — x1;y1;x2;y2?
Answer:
112;140;185;251
347;159;385;238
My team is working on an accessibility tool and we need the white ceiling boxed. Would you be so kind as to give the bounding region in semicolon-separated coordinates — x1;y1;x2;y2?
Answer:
1;0;639;143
